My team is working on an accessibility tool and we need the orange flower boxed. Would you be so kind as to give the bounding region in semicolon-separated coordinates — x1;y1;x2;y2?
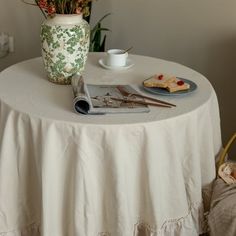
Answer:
75;7;82;14
47;4;56;15
38;0;47;9
23;0;94;17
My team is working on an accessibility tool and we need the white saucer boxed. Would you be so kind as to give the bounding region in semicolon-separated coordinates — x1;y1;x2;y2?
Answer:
98;58;134;70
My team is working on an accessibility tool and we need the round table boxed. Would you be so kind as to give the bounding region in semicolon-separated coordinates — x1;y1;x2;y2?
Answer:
0;53;222;236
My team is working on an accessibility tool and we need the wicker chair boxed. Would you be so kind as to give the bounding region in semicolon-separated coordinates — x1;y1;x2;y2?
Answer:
208;133;236;236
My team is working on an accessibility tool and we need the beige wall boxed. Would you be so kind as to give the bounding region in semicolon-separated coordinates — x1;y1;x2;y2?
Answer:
1;0;236;152
0;0;44;71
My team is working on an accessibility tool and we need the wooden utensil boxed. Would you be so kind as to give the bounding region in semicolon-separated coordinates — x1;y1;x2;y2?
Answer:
123;46;133;53
117;85;176;107
110;97;172;108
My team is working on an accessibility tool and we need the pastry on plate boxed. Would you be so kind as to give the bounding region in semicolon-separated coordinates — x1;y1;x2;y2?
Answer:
143;74;176;88
167;79;190;93
143;73;190;93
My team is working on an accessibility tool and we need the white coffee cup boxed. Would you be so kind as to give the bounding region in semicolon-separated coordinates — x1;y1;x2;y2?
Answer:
106;49;128;67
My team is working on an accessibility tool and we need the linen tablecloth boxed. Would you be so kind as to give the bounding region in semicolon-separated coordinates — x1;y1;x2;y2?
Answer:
0;53;222;236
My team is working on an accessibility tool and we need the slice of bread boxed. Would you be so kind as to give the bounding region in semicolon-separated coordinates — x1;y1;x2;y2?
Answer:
143;74;177;88
144;74;190;93
167;79;190;93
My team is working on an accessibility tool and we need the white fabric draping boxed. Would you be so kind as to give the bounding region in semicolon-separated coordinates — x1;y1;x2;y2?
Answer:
0;54;222;236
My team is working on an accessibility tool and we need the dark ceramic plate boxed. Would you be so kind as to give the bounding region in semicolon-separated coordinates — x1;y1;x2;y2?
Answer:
143;78;197;96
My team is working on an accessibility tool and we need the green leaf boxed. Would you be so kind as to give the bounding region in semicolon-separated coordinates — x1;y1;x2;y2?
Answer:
89;13;111;52
100;35;107;52
90;13;111;35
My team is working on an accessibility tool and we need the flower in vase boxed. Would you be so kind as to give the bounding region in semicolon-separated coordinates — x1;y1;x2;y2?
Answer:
22;0;93;18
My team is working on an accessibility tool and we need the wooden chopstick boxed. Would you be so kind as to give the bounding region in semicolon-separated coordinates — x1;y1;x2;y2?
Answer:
117;85;176;107
110;97;172;108
130;93;176;107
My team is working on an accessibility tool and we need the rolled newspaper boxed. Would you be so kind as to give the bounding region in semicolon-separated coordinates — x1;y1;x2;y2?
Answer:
71;74;91;114
71;74;150;115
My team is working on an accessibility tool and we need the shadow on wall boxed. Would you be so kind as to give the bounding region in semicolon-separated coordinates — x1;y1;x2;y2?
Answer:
205;35;236;154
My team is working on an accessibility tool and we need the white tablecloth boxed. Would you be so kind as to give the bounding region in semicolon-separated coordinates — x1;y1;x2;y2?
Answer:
0;53;221;236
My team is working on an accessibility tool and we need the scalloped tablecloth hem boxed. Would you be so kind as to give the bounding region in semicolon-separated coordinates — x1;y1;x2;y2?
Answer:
0;223;40;236
0;203;208;236
133;202;208;236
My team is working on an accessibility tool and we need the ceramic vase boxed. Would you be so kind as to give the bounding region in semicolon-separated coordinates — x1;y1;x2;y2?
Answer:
41;14;90;85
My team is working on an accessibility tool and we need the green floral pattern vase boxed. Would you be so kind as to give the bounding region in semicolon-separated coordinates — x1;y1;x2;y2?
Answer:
41;14;90;85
